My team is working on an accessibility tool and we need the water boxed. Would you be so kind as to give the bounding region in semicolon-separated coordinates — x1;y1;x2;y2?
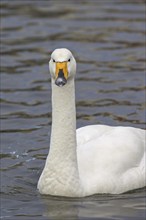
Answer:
1;0;146;219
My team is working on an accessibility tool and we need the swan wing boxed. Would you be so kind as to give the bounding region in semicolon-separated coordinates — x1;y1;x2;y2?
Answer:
77;125;145;194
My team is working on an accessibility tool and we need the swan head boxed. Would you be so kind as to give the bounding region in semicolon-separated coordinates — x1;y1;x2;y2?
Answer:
49;48;76;87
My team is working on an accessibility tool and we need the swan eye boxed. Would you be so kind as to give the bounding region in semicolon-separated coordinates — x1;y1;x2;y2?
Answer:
68;59;71;62
52;59;55;63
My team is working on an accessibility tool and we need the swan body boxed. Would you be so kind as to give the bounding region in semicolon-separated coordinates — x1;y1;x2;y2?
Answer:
37;48;146;197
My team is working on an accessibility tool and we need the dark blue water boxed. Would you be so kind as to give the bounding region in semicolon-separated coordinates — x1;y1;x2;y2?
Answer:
1;0;146;219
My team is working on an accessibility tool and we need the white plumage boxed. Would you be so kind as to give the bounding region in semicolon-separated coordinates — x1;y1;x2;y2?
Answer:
37;48;145;197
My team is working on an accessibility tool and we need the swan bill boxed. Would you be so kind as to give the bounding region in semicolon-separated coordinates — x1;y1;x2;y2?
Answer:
55;62;68;87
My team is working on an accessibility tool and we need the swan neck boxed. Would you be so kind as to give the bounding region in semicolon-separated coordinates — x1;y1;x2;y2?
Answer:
42;79;82;196
50;79;76;157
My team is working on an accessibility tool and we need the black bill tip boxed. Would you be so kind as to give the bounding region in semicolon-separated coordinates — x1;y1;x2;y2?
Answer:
55;77;67;87
55;69;67;87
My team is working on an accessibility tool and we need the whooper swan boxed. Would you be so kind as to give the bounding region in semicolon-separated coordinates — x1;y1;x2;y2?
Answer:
37;48;145;197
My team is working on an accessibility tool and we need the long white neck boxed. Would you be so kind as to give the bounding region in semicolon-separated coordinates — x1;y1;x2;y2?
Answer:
50;79;77;160
40;79;82;196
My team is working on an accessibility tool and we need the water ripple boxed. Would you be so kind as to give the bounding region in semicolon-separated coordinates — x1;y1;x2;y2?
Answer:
1;1;146;220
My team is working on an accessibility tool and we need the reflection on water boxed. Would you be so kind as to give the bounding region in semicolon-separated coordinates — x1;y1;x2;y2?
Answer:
41;190;146;220
1;0;146;219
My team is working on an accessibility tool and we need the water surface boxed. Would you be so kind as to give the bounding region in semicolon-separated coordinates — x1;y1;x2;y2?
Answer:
1;0;146;219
